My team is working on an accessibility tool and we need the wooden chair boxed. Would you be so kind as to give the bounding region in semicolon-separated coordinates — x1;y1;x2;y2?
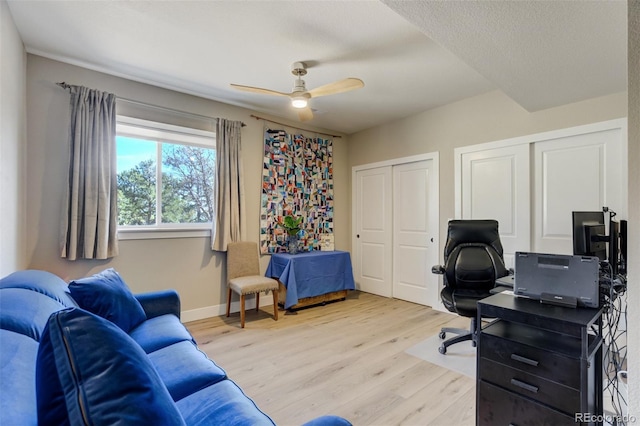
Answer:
225;241;279;328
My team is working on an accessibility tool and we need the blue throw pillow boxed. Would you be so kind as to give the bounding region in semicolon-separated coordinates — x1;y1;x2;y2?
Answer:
36;307;185;426
68;268;146;332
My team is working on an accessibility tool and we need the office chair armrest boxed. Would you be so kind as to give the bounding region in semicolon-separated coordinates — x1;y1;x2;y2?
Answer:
431;265;445;275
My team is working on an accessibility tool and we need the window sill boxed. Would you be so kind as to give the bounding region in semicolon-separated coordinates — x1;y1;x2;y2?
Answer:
118;227;211;240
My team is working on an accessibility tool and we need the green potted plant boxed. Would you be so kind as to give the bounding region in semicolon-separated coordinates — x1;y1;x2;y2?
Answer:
278;215;303;236
278;215;303;253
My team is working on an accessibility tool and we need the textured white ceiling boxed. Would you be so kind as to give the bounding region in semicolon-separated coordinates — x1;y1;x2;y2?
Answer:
6;0;627;134
383;0;628;112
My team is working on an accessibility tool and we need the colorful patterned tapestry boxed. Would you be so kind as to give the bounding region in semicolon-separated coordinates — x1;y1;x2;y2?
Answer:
260;129;333;254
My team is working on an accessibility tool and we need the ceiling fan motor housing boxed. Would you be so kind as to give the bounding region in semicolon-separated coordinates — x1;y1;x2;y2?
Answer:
292;79;307;93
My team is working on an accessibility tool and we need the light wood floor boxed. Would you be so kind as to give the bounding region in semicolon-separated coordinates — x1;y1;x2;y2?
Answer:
185;291;476;426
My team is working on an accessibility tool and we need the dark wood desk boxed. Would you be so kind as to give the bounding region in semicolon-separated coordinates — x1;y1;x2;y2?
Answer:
476;293;604;425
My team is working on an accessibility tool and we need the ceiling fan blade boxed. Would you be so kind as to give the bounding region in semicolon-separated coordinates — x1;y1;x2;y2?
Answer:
307;78;364;98
298;107;314;122
230;84;290;97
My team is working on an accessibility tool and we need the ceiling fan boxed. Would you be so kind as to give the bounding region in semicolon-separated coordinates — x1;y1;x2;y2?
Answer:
231;62;364;122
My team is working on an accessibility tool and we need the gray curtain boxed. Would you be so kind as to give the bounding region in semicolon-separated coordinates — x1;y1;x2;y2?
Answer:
60;85;119;260
211;119;245;251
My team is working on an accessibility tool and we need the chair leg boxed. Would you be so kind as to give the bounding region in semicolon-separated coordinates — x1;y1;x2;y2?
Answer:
256;292;260;312
240;294;246;328
438;317;478;354
226;288;232;318
272;290;279;321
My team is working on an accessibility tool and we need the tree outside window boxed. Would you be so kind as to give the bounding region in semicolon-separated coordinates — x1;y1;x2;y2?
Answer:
116;117;215;231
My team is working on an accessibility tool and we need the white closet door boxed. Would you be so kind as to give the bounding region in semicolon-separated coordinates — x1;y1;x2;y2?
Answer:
460;144;530;268
353;166;393;297
533;127;626;255
392;160;438;307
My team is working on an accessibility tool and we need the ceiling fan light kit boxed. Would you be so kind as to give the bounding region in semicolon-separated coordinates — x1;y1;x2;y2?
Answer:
231;61;364;121
291;94;309;109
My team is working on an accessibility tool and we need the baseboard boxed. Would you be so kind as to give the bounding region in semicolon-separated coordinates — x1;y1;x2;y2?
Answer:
433;300;450;314
181;293;274;323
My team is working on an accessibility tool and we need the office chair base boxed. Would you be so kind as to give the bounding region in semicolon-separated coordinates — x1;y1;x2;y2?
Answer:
438;319;478;354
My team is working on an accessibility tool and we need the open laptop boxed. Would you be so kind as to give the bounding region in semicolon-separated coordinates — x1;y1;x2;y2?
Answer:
513;251;600;308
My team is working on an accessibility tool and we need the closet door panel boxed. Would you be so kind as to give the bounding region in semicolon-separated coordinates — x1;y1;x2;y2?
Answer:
353;166;393;297
533;128;625;255
461;144;530;269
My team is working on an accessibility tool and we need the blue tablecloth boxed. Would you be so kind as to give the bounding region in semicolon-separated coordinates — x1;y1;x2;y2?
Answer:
265;251;356;309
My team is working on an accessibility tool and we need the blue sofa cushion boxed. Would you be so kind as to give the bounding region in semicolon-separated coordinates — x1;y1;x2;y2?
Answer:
0;288;67;341
129;313;194;353
36;307;185;426
302;416;353;426
148;340;228;401
0;269;77;307
0;330;39;426
68;268;146;332
176;379;275;426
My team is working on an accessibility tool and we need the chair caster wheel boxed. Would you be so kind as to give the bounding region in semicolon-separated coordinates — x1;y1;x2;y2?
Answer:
438;331;446;339
438;345;447;354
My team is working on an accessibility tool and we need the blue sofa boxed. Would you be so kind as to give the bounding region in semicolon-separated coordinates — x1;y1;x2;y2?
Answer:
0;269;350;426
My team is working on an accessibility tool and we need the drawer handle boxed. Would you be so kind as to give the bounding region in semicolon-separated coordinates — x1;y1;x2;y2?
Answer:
511;353;539;367
510;378;539;394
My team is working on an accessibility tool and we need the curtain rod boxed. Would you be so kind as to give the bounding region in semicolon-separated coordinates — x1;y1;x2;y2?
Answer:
56;82;245;127
250;114;342;139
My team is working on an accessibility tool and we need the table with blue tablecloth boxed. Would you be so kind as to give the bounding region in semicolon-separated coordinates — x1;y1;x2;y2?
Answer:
265;250;356;310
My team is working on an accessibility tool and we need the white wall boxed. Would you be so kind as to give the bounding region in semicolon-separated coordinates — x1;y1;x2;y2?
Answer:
348;89;628;255
0;0;27;275
24;55;350;317
627;0;639;418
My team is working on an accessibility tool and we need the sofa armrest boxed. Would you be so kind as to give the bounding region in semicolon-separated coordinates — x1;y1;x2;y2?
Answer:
135;290;181;320
301;416;352;426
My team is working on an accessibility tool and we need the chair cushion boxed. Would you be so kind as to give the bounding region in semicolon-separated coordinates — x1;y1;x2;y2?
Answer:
129;313;195;354
229;276;278;295
68;268;147;333
445;246;498;290
36;307;185;426
441;287;491;318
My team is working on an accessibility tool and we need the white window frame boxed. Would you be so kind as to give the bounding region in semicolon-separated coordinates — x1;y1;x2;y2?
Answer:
115;116;216;240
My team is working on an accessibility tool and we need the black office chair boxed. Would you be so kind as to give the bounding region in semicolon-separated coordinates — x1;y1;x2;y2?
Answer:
432;219;509;354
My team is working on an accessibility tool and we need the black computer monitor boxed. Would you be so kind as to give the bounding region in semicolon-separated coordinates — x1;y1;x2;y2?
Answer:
620;220;627;275
609;219;620;276
572;210;627;277
607;217;628;276
572;211;606;260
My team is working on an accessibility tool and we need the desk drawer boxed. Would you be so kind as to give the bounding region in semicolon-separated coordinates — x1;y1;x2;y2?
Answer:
480;322;581;389
478;381;575;426
479;359;580;414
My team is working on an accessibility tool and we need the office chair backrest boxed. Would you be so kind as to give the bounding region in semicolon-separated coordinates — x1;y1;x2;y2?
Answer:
443;220;508;291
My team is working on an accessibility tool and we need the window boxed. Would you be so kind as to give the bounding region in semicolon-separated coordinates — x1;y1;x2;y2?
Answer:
116;116;216;239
